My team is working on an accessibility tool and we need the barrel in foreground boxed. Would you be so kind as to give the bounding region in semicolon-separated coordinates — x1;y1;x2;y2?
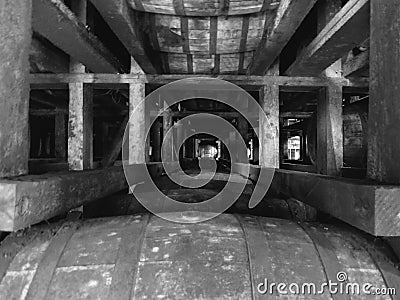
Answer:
0;213;399;299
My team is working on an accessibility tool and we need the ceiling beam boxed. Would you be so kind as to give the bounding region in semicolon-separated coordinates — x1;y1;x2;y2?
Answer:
343;48;369;77
247;0;318;75
286;0;370;76
32;0;123;73
89;0;158;74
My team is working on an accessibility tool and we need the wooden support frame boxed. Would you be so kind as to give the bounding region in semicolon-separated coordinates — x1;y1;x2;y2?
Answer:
286;0;370;76
233;164;400;237
29;73;370;91
316;85;343;176
32;0;123;73
368;1;400;184
343;48;369;78
0;0;31;177
88;0;157;74
0;167;127;231
247;0;318;75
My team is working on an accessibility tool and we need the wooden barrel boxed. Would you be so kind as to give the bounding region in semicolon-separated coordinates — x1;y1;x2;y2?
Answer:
342;100;368;168
284;100;368;169
1;213;399;299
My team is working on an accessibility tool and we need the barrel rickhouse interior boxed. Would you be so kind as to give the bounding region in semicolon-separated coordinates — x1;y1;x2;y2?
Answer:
1;0;400;299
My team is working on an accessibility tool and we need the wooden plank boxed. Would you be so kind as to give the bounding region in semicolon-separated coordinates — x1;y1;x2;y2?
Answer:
368;0;400;184
343;48;369;77
29;73;370;88
128;81;146;164
233;164;400;236
89;0;156;73
259;84;279;168
0;166;127;231
68;83;94;170
248;0;318;75
32;0;122;73
286;0;370;76
316;85;343;176
30;35;69;73
0;0;31;178
162;103;174;162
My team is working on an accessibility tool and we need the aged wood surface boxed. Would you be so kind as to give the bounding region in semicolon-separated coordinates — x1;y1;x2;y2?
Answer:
286;0;370;76
0;167;127;231
248;0;318;75
89;0;158;74
367;0;400;184
233;164;400;237
32;0;122;73
0;213;399;299
0;0;31;177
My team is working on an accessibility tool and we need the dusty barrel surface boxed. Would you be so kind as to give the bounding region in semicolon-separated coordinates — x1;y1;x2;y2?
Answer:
0;213;399;299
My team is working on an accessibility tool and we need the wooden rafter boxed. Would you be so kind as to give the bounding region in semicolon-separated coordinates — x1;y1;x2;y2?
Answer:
247;0;318;75
286;0;370;76
343;48;369;78
32;0;123;73
89;0;158;74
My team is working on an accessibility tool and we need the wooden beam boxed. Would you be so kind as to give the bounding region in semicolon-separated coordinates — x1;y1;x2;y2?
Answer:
32;0;122;73
0;167;127;231
29;73;369;90
102;115;129;167
55;112;67;160
233;164;400;236
162;102;174;162
30;35;69;73
68;83;94;170
0;0;31;177
128;81;146;164
88;0;157;74
368;1;400;184
280;111;314;119
247;0;318;75
259;85;279;168
286;0;370;76
343;48;369;77
316;85;343;176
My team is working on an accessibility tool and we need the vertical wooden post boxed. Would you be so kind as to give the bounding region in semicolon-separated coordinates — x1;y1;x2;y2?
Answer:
162;103;174;162
259;84;280;168
317;0;342;77
151;120;162;162
237;116;249;163
55;112;67;161
68;0;93;170
316;85;343;176
368;1;400;183
128;81;146;164
0;0;31;177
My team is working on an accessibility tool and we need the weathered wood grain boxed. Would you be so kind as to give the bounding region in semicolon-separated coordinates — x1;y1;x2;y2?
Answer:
32;0;122;73
368;0;400;184
0;166;128;231
248;0;318;75
286;0;370;76
0;0;31;177
343;48;369;78
89;0;157;74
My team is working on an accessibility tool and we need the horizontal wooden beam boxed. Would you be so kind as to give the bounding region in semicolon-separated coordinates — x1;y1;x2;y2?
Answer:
89;0;157;74
32;0;123;73
343;49;369;77
286;0;370;76
0;166;127;231
233;164;400;236
247;0;318;75
29;73;369;90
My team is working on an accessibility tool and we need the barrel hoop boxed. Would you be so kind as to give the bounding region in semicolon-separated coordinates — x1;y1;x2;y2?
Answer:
108;214;150;300
298;223;350;300
25;218;82;300
235;214;275;299
348;232;400;300
0;224;62;285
